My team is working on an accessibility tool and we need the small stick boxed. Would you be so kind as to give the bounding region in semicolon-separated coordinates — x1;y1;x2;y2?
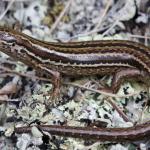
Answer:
49;0;73;34
106;97;131;122
0;66;141;98
0;0;16;20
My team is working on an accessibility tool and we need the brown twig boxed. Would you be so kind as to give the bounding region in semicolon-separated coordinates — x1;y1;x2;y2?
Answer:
69;27;104;40
0;66;141;98
69;0;112;40
49;0;73;34
0;0;16;20
106;97;131;122
101;20;119;37
129;34;150;40
92;0;112;34
0;66;52;82
64;82;141;98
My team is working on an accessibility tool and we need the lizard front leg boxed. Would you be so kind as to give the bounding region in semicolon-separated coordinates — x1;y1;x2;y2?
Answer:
38;65;61;107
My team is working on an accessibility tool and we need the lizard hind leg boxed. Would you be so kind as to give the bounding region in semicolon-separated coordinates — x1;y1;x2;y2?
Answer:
109;68;150;94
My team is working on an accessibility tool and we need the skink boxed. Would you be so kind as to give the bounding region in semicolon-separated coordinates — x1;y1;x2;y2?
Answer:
0;27;150;141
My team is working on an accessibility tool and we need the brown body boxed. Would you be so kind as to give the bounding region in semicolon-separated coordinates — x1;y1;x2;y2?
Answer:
16;122;150;142
1;27;150;75
0;27;150;141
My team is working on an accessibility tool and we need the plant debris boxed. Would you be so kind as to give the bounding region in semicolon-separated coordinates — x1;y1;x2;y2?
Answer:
0;0;150;149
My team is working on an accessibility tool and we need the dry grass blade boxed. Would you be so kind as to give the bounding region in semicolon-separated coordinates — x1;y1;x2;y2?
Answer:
0;0;16;20
49;0;73;34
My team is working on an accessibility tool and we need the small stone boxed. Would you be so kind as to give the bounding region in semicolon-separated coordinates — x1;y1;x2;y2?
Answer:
5;126;14;137
16;134;31;150
31;126;43;138
56;31;70;40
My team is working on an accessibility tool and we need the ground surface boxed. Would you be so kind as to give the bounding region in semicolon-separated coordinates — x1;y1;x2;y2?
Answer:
0;0;150;149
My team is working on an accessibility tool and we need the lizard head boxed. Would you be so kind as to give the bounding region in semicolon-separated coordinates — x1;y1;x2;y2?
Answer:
0;28;17;45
